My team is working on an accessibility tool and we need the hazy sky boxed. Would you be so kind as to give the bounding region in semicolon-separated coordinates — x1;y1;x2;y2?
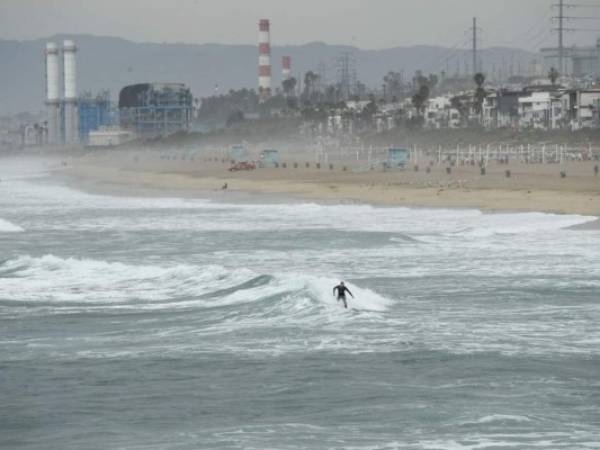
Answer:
0;0;596;50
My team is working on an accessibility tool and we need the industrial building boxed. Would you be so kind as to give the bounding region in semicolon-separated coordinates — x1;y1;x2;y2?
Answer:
78;91;114;144
44;39;120;147
118;83;192;138
88;127;135;147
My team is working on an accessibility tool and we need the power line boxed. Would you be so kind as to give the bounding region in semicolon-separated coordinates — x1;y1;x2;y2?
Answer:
495;7;552;50
419;32;471;74
564;3;600;6
551;0;600;74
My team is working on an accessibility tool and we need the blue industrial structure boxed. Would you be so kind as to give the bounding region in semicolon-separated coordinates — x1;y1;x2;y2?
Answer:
119;83;192;138
77;91;115;144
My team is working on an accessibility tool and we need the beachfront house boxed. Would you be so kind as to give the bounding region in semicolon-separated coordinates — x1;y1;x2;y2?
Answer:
518;91;564;130
564;89;600;130
423;96;460;129
483;90;522;129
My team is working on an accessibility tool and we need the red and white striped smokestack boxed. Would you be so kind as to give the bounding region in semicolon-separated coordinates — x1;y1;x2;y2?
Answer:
258;19;271;99
282;56;291;81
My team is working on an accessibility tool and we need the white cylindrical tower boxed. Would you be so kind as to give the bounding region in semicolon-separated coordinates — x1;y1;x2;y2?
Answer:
63;40;78;145
45;42;61;145
258;19;271;100
63;40;77;101
282;56;291;80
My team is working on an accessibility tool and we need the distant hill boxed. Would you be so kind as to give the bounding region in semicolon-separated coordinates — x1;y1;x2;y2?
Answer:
0;34;538;115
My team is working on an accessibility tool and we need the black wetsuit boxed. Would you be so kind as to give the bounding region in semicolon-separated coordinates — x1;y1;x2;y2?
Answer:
333;284;354;308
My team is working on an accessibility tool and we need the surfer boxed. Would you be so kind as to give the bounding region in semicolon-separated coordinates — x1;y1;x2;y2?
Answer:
333;281;354;309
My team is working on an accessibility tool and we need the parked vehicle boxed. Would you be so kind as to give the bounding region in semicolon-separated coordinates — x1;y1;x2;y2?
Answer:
228;161;256;171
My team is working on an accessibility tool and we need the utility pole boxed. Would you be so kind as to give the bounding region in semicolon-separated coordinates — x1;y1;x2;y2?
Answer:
472;17;477;76
557;0;564;75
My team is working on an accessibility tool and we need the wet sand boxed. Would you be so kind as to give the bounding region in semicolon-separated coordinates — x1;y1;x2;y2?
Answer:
57;148;600;219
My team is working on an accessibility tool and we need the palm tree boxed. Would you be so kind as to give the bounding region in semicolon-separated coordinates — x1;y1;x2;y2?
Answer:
302;71;319;103
412;84;430;115
473;73;486;117
474;72;485;89
549;67;559;85
384;71;403;102
282;77;297;97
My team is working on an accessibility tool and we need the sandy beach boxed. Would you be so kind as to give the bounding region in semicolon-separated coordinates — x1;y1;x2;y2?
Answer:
55;148;600;218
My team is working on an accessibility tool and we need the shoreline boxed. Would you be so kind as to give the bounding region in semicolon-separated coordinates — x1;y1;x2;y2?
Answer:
54;164;600;231
55;150;599;216
7;149;594;223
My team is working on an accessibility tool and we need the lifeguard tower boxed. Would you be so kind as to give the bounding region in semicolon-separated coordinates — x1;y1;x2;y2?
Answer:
259;149;280;168
230;144;249;162
384;148;410;170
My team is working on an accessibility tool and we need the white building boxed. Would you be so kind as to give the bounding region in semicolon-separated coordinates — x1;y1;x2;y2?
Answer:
564;90;600;130
424;96;460;129
518;92;563;130
87;127;135;147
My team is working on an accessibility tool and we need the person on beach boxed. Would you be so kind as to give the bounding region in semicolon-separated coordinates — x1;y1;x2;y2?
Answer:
333;281;354;309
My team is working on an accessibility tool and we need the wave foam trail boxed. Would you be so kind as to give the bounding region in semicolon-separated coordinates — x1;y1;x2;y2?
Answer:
442;212;596;238
0;255;391;315
475;415;532;424
301;275;390;312
0;218;24;232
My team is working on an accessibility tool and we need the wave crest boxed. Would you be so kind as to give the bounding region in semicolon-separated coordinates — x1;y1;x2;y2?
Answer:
0;255;391;313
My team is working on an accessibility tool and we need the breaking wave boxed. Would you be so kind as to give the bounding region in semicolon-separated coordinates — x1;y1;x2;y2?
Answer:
0;254;391;314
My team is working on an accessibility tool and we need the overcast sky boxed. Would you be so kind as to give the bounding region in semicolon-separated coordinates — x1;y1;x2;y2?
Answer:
0;0;596;50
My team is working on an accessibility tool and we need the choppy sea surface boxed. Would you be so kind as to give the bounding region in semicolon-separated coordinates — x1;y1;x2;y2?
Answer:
1;158;600;450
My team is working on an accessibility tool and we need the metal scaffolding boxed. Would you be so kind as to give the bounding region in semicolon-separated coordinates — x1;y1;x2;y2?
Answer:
119;83;192;138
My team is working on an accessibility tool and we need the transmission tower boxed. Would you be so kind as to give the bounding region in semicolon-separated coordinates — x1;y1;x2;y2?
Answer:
551;0;600;76
337;52;357;100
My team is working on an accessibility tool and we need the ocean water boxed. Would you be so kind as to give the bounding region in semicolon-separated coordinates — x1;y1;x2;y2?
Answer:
1;158;600;449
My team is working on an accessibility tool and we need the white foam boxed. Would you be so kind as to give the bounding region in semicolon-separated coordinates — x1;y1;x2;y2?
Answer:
475;414;532;424
0;255;392;314
301;275;391;312
0;254;249;304
0;218;24;232
2;173;596;234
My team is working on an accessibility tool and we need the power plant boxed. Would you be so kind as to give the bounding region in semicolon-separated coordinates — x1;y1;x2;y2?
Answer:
39;19;294;146
44;39;80;146
42;38;195;146
258;19;272;100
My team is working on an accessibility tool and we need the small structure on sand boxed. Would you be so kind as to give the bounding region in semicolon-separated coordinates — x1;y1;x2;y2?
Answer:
259;149;280;168
230;144;249;162
383;148;410;170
